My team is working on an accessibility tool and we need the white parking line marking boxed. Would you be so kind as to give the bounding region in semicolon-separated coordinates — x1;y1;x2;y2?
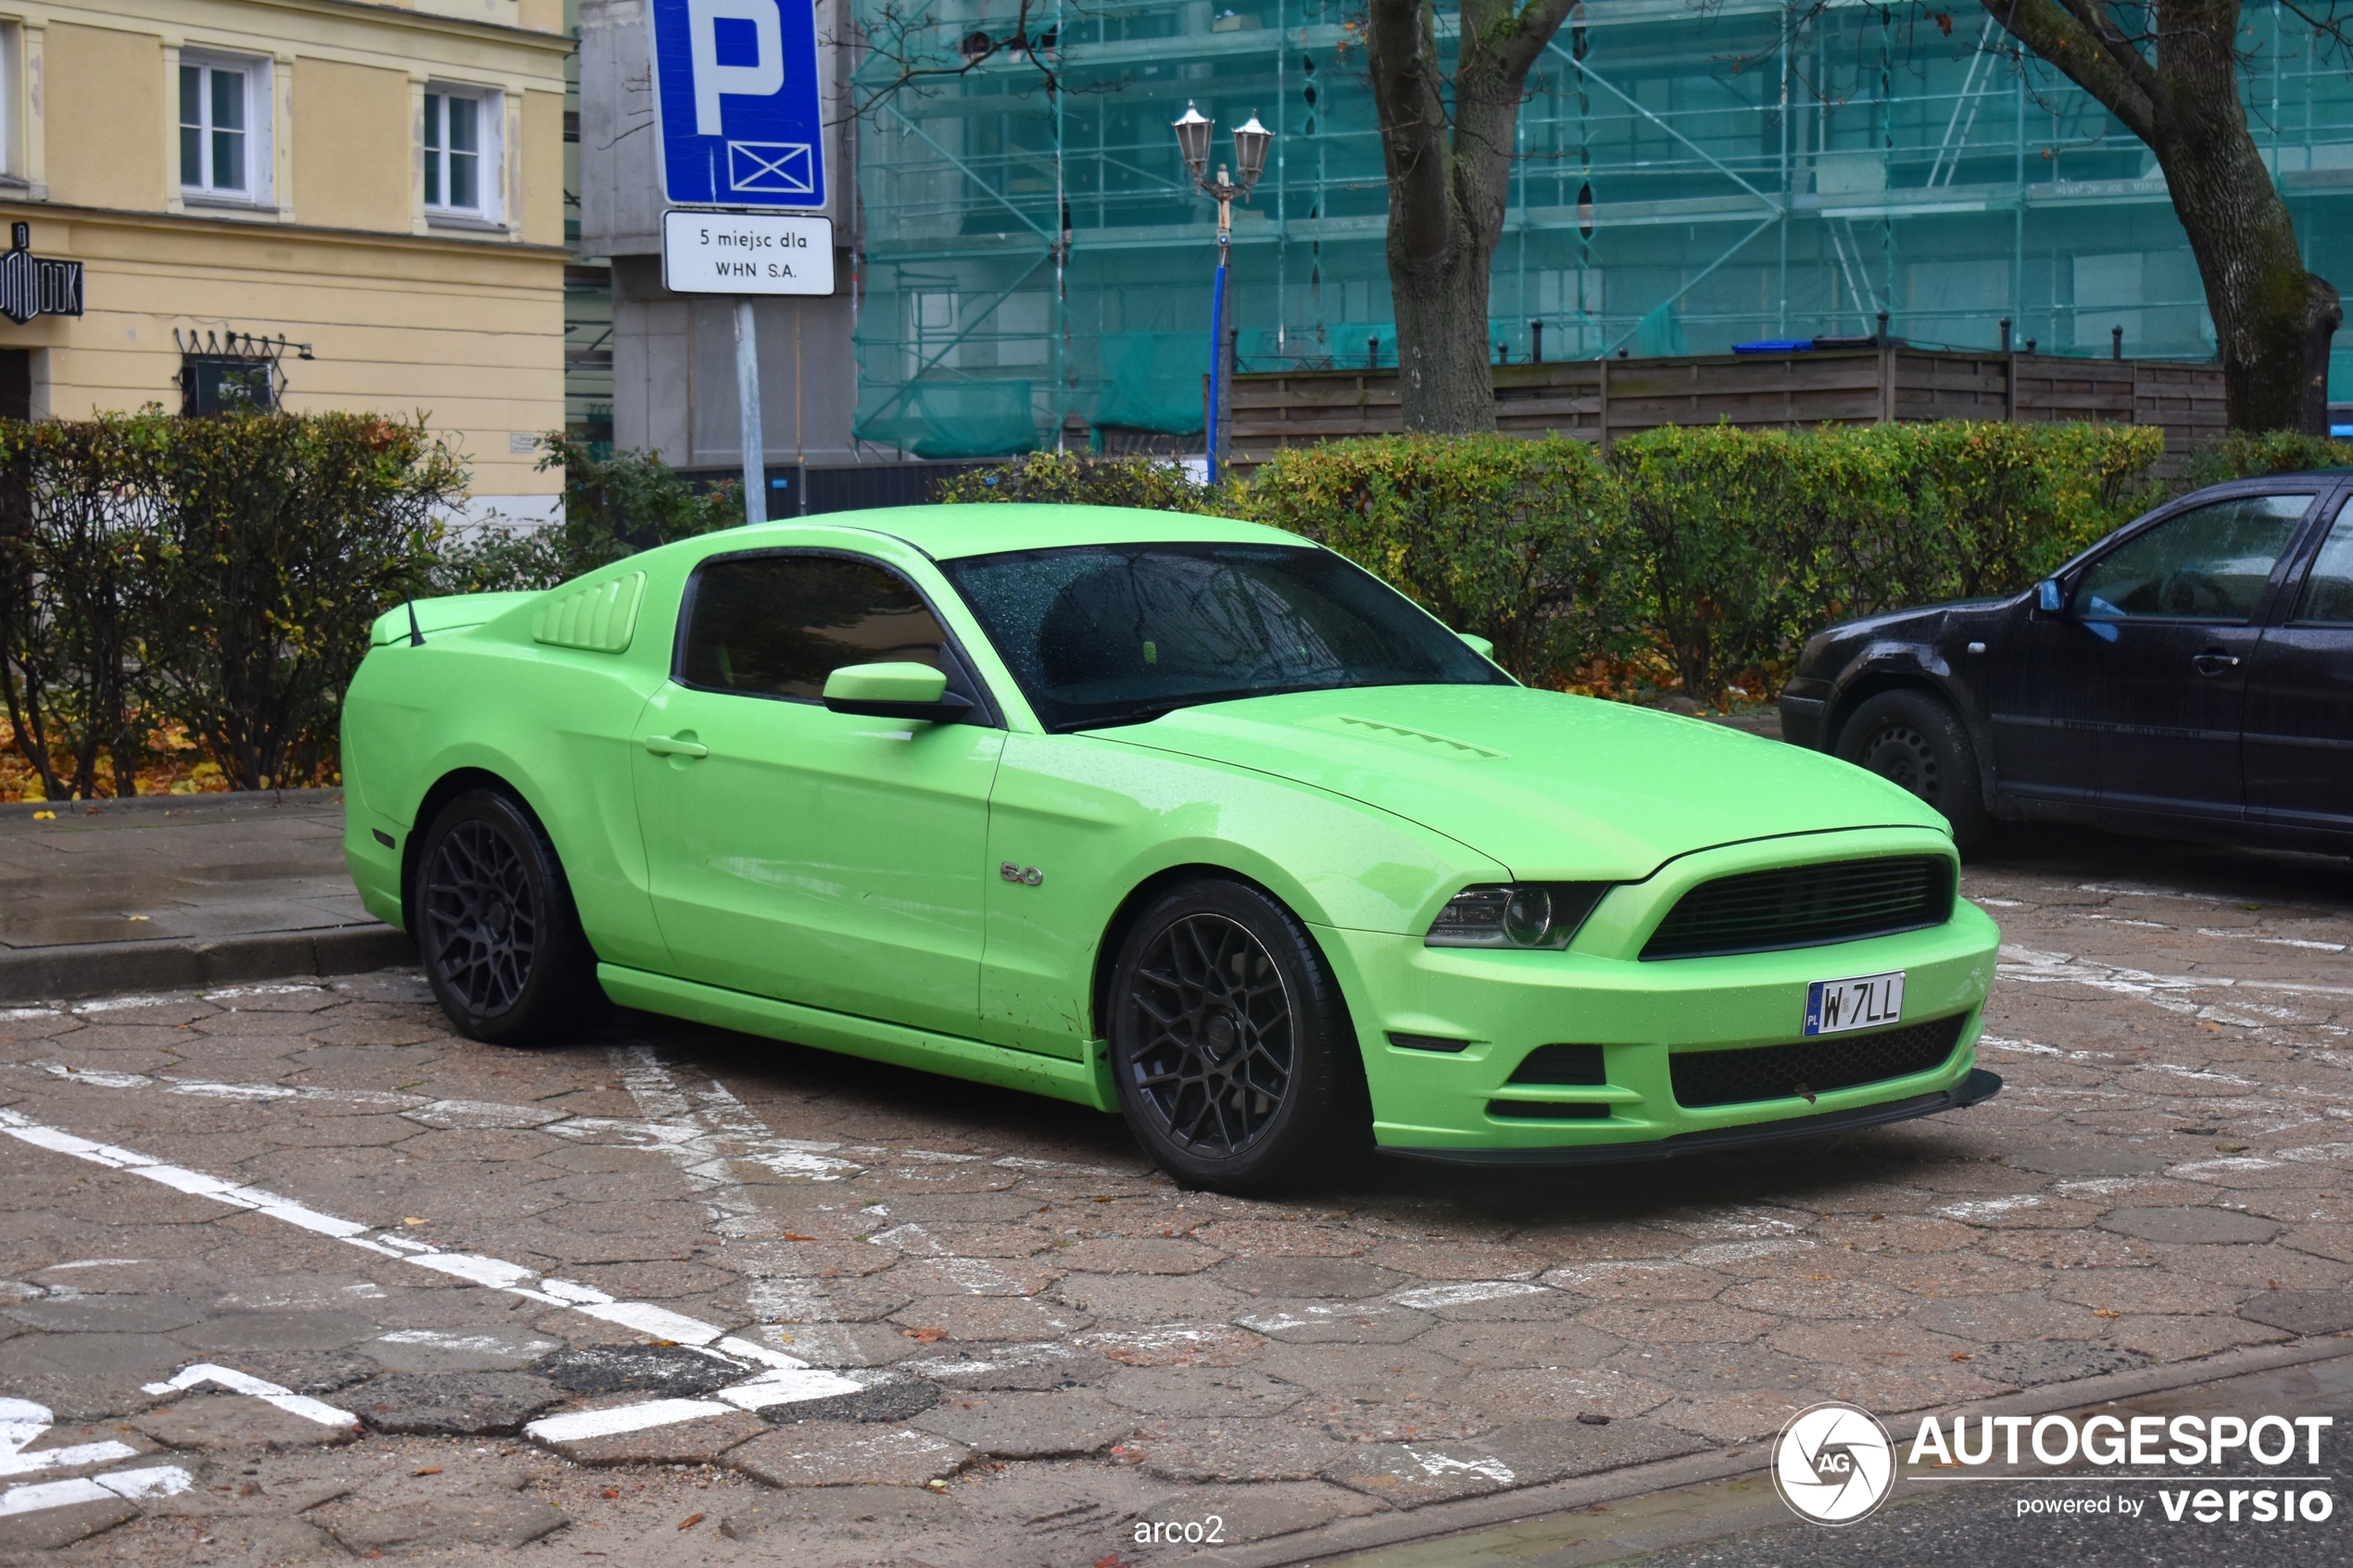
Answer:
0;1465;194;1518
524;1400;739;1443
139;1365;359;1428
0;1107;858;1440
0;1400;139;1477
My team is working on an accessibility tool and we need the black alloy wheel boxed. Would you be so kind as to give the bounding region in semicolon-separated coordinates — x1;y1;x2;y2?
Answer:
1836;689;1989;855
415;788;608;1046
1108;879;1365;1193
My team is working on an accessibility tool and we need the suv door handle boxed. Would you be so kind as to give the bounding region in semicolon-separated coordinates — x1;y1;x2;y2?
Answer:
643;734;709;758
2191;651;2241;676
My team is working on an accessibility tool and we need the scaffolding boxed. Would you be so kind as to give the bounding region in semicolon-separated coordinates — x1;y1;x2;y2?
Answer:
849;0;2353;458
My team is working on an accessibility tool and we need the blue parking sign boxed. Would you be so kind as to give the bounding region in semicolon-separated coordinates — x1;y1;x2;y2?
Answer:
648;0;827;209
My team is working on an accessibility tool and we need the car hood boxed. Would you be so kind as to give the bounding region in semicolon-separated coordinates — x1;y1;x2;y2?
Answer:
1096;684;1944;879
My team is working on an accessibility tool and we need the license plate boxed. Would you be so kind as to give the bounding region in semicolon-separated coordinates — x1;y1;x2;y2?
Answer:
1804;971;1906;1036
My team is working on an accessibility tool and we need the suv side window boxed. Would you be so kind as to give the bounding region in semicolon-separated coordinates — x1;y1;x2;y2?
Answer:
2071;494;2311;623
2293;497;2353;625
679;553;958;701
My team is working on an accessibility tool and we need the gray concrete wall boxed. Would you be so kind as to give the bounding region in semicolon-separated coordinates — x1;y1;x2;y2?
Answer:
610;256;858;468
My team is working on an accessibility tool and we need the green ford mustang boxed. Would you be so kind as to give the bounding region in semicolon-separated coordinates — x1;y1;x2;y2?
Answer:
344;505;2001;1192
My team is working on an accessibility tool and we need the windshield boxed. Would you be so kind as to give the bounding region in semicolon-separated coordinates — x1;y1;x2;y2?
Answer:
939;541;1511;732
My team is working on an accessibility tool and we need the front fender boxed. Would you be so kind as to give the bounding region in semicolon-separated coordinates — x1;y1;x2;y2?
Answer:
975;731;1509;1060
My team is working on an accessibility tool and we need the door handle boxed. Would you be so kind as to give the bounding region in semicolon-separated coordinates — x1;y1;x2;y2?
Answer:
643;734;709;759
2191;651;2241;676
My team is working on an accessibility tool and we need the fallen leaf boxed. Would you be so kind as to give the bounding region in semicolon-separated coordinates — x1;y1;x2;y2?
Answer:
901;1326;948;1343
2092;1309;2121;1319
31;810;54;820
402;1217;427;1226
601;1489;619;1499
677;1512;706;1531
781;1233;816;1242
1949;1352;1973;1361
411;1467;442;1477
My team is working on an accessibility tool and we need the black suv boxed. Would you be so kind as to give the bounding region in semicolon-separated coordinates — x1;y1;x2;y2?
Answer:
1780;475;2353;855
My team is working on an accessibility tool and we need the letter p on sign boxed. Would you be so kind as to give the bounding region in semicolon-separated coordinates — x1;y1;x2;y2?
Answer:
687;0;784;135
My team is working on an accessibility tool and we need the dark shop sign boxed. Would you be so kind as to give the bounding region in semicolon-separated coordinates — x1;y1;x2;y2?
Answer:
0;223;84;325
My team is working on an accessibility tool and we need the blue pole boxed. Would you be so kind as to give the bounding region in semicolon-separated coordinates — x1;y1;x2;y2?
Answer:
1206;256;1227;485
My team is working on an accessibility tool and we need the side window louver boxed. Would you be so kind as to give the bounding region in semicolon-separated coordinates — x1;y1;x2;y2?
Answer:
532;571;648;654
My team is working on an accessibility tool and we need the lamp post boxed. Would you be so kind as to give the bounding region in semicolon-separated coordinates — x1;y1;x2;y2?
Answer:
1173;103;1269;483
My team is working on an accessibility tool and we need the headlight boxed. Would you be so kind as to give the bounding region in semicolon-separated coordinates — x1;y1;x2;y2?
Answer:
1425;883;1613;949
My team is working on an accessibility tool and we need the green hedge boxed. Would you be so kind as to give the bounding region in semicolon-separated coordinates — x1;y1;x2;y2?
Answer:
1;409;464;797
939;421;2206;702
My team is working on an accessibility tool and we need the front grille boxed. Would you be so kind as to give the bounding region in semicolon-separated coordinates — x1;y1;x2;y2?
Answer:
1669;1014;1968;1110
1642;856;1954;960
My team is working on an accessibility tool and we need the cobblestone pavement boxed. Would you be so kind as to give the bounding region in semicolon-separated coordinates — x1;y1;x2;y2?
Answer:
0;829;2347;1566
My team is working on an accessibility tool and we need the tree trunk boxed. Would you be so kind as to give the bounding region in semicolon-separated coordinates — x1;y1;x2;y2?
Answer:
1366;0;1573;434
1979;0;2338;433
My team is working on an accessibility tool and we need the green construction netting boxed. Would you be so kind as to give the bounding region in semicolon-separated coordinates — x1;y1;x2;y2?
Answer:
1095;333;1206;434
854;383;1038;459
850;0;2353;458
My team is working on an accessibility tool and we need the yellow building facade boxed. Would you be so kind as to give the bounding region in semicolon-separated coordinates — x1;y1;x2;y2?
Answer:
0;0;570;517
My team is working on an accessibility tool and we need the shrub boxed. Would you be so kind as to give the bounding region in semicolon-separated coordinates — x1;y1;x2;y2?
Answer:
433;433;741;593
946;422;2171;705
1234;435;1637;684
1609;422;2161;701
2173;429;2353;491
930;449;1216;511
145;412;466;791
0;414;168;799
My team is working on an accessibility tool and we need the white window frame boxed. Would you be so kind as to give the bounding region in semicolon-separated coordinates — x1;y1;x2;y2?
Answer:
179;50;273;207
422;83;505;228
0;24;21;183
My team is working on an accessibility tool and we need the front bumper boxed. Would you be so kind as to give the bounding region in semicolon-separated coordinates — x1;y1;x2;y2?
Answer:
1324;826;2000;1155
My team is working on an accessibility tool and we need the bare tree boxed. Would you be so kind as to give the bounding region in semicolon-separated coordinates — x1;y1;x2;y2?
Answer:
1366;0;1579;434
1969;1;2339;432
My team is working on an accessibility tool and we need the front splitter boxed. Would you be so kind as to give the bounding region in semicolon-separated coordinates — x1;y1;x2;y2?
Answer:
1379;1068;2003;1168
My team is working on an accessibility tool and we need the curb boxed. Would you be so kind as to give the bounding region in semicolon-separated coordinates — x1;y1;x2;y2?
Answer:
1207;1335;2353;1568
0;924;418;1004
0;787;346;822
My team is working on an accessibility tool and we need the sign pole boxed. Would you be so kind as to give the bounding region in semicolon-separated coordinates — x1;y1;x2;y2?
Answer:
736;298;765;525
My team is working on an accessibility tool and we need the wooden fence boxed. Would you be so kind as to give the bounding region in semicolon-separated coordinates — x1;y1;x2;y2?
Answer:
1226;346;2225;469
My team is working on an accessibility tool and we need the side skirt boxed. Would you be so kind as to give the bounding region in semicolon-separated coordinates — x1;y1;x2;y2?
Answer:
595;964;1120;1114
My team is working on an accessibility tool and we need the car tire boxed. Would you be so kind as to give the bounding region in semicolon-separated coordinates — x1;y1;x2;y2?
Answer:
1106;878;1368;1196
1836;690;1990;855
414;788;610;1047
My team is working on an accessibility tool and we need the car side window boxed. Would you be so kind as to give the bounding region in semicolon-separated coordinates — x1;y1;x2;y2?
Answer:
679;554;952;701
2293;498;2353;625
2070;494;2310;623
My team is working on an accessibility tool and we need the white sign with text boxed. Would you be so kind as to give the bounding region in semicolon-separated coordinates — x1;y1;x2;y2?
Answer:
661;209;835;295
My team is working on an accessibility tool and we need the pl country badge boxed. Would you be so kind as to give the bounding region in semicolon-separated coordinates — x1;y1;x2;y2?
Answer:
1772;1401;1896;1524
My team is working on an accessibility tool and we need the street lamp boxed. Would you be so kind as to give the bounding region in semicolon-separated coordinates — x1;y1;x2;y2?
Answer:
1173;103;1269;483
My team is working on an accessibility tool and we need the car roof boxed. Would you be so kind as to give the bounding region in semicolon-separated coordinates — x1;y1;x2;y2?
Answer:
722;504;1311;562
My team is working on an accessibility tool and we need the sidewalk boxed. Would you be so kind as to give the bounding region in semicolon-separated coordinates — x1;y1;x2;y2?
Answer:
0;789;411;1003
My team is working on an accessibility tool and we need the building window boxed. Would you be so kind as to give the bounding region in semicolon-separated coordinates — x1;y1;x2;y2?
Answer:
180;55;270;202
424;88;501;222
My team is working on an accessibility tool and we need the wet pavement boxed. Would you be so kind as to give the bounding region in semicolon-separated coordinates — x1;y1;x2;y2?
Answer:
0;823;2347;1565
0;794;403;1002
